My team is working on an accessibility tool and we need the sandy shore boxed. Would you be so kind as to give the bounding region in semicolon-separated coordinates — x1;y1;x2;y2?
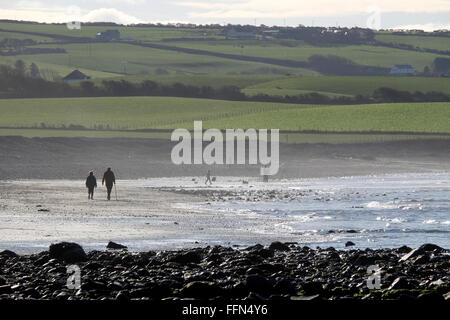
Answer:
0;178;320;253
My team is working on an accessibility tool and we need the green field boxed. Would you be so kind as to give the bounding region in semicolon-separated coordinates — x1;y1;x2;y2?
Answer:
197;102;450;133
0;22;223;42
0;96;302;130
375;34;450;52
0;21;447;85
169;40;446;70
0;97;448;133
17;42;312;76
243;76;450;97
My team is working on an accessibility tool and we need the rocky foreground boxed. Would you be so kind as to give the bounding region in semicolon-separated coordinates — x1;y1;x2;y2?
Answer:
0;242;449;301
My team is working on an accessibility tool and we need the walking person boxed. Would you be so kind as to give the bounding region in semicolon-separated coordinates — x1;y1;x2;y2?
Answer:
205;169;212;185
102;167;116;200
85;171;97;200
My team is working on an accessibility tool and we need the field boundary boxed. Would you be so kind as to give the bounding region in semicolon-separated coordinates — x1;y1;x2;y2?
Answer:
1;126;449;136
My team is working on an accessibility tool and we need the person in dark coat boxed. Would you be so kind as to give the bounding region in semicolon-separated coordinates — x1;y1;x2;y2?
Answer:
102;167;116;200
205;169;212;185
85;171;97;200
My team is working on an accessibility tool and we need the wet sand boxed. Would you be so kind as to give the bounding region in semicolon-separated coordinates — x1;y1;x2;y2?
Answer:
0;179;317;253
0;136;449;180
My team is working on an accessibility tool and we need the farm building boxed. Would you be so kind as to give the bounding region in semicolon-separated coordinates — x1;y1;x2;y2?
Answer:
390;64;416;75
62;70;91;83
95;29;120;41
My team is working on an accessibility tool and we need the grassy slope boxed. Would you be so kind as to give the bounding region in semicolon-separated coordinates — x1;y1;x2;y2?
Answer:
0;97;448;133
0;21;445;80
196;102;450;133
375;34;450;52
167;40;446;70
0;96;300;130
243;76;450;96
0;22;223;41
27;42;314;76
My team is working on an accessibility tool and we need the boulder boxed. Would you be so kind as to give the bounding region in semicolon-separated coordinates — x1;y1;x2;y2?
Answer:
387;277;410;290
345;241;356;247
269;241;290;251
400;243;444;262
106;241;127;250
49;242;87;263
245;275;273;296
0;250;19;258
169;251;202;264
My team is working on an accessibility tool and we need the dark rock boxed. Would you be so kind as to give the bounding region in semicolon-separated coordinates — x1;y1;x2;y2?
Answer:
399;248;422;262
246;268;264;275
81;279;107;291
49;242;87;263
245;244;264;251
301;281;324;295
273;278;297;295
83;262;103;270
245;275;273;296
181;281;222;299
396;245;412;253
169;251;202;264
400;243;443;262
0;250;19;258
345;241;355;247
244;292;268;301
269;241;290;251
115;291;130;301
253;248;274;258
388;277;410;290
106;241;127;250
0;285;12;294
352;255;376;266
290;294;321;301
419;243;443;252
417;291;444;301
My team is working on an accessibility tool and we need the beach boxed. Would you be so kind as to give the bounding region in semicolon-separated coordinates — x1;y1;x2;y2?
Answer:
0;136;449;301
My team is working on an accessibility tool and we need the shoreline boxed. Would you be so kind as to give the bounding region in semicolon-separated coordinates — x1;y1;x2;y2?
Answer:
0;242;448;301
1;173;449;253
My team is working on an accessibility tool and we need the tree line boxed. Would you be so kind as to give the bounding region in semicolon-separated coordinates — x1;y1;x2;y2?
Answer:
0;61;449;104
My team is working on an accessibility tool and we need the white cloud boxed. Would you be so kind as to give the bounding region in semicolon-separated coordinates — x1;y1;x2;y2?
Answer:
81;8;142;24
0;6;142;25
393;23;450;31
176;0;450;18
93;0;147;5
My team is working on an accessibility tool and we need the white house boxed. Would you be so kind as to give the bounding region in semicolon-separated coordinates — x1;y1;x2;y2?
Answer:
390;64;416;75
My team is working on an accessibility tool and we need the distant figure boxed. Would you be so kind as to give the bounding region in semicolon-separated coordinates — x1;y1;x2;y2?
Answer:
85;171;97;200
205;169;212;185
102;167;116;200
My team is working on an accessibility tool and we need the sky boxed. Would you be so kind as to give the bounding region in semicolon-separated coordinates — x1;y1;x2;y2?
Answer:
0;0;449;31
